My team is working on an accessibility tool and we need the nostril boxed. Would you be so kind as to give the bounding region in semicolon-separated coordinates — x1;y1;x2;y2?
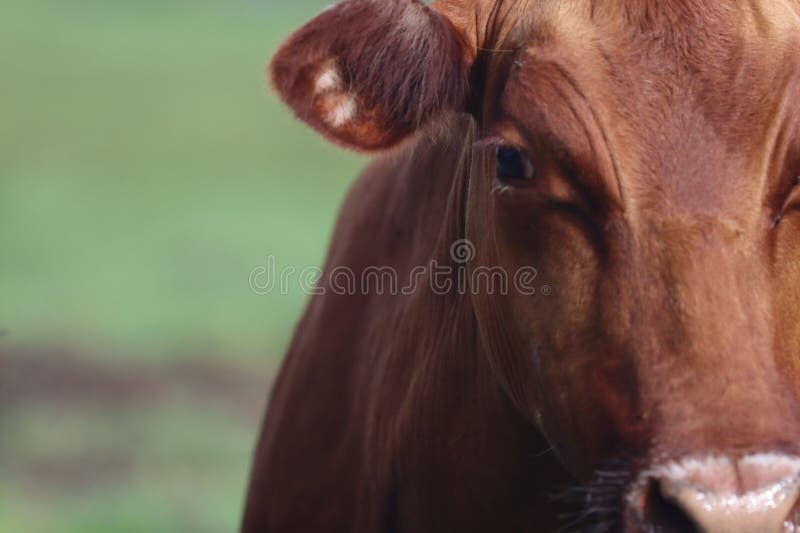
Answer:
641;479;699;533
655;475;799;533
628;456;800;532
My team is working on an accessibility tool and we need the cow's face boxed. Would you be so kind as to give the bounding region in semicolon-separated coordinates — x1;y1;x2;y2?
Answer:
465;1;800;529
272;0;800;529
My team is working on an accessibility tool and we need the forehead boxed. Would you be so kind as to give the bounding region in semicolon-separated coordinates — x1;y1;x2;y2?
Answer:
500;0;800;214
528;0;800;94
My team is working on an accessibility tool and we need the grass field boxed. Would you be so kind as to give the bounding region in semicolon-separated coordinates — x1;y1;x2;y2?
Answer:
0;1;364;531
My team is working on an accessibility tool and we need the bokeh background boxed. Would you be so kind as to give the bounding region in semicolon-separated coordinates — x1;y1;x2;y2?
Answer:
0;1;364;531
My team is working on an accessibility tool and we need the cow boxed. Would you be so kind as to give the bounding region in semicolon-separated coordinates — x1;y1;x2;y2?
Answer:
242;0;800;531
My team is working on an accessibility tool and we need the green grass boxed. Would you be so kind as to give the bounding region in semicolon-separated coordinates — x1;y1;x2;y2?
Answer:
0;1;366;531
2;399;255;533
0;0;365;360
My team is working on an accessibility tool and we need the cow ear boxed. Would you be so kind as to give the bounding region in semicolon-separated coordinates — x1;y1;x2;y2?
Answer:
269;0;474;152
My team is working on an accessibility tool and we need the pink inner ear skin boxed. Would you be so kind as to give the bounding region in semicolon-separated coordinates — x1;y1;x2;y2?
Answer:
269;0;474;152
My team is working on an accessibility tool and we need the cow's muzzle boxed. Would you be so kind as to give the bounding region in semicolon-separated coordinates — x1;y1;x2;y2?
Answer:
625;454;800;532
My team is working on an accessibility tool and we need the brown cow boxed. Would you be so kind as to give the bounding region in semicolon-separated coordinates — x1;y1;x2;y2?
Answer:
242;0;800;531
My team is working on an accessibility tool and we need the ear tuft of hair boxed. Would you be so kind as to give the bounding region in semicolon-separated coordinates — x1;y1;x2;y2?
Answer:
269;0;472;152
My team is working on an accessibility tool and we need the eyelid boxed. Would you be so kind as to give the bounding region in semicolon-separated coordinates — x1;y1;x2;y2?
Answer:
474;136;511;150
479;120;532;148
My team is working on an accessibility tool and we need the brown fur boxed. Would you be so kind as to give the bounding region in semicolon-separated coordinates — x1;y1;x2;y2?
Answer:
269;0;472;150
245;0;800;531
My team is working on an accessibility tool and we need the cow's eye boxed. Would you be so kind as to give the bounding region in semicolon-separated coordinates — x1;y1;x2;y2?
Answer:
496;146;535;184
775;174;800;227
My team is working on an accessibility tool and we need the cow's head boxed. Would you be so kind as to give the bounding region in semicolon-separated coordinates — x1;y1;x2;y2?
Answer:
271;0;800;530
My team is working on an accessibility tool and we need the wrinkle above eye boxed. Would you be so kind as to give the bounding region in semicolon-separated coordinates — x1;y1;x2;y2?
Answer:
759;99;800;216
485;120;616;219
497;55;624;212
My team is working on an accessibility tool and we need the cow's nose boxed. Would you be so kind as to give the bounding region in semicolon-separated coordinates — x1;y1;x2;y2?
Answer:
632;454;800;533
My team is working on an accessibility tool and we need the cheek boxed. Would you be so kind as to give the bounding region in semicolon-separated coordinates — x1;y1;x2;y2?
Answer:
466;204;601;421
493;202;602;345
488;204;648;472
772;217;800;389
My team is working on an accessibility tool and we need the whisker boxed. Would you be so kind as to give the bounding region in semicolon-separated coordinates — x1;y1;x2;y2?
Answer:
531;445;555;459
554;511;593;533
553;457;634;533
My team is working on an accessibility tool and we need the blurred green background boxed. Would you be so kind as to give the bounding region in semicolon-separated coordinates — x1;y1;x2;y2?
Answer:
0;0;364;531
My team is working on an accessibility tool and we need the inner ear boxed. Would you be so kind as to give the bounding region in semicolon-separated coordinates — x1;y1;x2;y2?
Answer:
269;0;475;152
